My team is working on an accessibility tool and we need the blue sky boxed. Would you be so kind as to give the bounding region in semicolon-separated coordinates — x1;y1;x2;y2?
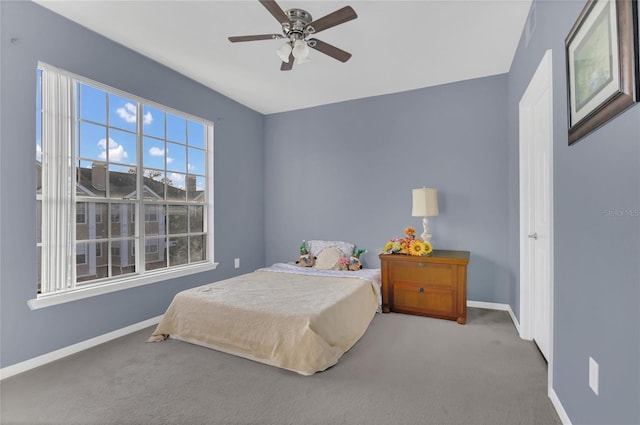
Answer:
37;70;206;191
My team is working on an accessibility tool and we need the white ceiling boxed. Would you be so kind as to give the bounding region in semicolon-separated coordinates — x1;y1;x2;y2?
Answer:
34;0;532;115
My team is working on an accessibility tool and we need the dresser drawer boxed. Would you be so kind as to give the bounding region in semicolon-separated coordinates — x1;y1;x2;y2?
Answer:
391;261;456;289
393;281;457;317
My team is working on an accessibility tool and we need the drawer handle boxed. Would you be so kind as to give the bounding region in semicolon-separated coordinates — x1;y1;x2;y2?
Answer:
419;288;424;293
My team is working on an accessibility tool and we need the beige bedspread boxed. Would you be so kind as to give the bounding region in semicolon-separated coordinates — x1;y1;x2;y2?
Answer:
148;268;379;375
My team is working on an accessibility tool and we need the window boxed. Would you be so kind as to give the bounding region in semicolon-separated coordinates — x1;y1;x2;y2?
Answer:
36;63;214;298
76;203;87;224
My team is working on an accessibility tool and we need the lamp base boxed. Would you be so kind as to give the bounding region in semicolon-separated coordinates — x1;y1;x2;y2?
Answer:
421;217;432;243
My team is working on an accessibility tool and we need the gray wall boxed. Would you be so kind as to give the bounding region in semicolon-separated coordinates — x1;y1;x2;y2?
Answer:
0;2;265;368
264;75;510;304
507;1;640;423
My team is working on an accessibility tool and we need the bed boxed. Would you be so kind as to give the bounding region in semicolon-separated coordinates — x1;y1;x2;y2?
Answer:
148;262;382;375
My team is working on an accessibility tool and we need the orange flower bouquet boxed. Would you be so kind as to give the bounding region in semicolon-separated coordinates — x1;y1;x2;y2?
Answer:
381;227;432;256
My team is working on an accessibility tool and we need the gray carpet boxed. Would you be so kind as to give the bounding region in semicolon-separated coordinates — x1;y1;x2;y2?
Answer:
0;308;561;425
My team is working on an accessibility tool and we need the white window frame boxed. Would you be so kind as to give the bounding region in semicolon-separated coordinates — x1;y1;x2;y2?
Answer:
30;62;217;310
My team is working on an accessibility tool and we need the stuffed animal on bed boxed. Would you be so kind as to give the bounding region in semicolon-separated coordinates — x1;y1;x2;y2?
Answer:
339;248;367;271
296;253;316;267
296;240;316;267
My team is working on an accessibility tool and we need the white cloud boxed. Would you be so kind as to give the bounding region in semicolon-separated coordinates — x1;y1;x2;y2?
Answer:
98;138;128;162
166;157;174;164
169;172;185;189
149;146;164;156
188;163;196;171
116;103;137;123
116;103;153;125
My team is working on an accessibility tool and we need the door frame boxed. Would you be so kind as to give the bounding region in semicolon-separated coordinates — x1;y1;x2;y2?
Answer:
519;49;554;373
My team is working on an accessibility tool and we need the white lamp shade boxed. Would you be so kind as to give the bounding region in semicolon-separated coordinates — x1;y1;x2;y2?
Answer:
292;40;310;59
276;43;292;62
412;187;439;217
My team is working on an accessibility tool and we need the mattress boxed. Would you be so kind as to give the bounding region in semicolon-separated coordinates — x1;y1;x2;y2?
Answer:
149;263;381;375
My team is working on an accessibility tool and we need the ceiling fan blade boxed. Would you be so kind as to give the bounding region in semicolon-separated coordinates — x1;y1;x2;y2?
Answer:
259;0;290;25
305;6;357;34
280;53;294;71
228;34;283;42
308;39;352;63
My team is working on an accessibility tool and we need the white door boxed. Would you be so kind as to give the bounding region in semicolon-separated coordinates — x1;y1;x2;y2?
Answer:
519;50;553;362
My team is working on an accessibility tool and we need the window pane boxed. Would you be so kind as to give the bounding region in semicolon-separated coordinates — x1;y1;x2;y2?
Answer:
110;239;136;276
36;200;42;244
189;205;204;233
187;121;204;148
76;202;108;239
168;205;188;235
188;176;206;201
109;164;137;199
108;129;136;166
190;235;206;262
143;137;165;169
76;202;87;225
166;173;187;201
167;113;186;143
36;70;42;186
146;204;165;236
37;246;42;293
143;105;164;138
166;142;186;173
110;203;135;237
187;147;205;176
109;94;137;131
76;242;87;264
79;84;107;124
140;169;164;200
79;122;107;161
77;161;107;197
76;203;88;241
77;241;108;283
145;237;167;271
169;236;188;266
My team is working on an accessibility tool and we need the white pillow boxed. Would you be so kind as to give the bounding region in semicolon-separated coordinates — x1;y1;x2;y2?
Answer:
307;240;354;258
314;246;343;270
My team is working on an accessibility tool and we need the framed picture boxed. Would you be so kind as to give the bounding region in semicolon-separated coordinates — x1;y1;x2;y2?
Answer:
565;0;638;145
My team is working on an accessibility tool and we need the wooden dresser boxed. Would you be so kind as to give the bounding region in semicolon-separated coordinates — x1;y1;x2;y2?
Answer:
379;250;470;324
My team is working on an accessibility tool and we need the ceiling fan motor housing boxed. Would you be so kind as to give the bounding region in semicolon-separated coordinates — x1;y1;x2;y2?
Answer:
283;8;314;41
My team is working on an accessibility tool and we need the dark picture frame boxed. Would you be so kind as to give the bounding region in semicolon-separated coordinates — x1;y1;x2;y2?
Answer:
565;0;638;145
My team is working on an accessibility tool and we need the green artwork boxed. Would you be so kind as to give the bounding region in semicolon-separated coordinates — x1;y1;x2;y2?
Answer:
573;4;614;111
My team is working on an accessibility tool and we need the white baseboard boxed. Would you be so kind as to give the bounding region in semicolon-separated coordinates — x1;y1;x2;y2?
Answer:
0;315;163;381
467;300;520;333
549;387;572;424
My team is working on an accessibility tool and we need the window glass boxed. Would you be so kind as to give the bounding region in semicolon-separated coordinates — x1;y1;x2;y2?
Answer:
187;121;205;148
143;105;164;138
109;94;137;132
167;113;186;143
188;148;205;176
79;84;107;124
108;128;137;166
143;137;165;169
166;142;186;173
79;122;107;162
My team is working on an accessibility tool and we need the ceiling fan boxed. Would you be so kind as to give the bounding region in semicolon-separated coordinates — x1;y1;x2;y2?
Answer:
228;0;357;71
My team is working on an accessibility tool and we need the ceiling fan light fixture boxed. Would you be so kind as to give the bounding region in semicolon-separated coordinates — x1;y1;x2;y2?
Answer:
276;42;292;62
295;55;311;65
291;39;310;59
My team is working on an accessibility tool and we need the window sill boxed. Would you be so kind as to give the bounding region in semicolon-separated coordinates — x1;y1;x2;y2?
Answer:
28;262;218;310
